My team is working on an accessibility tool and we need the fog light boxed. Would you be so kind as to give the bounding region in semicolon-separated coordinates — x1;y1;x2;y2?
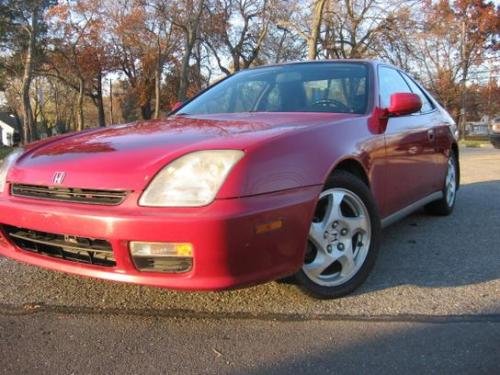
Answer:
130;242;193;273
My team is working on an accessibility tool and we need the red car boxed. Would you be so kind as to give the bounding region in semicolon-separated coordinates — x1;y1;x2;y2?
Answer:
0;61;459;298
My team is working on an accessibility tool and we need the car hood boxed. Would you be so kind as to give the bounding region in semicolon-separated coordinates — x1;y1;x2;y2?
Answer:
8;112;358;191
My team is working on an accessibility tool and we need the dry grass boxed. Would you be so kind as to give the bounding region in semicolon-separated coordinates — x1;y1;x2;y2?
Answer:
459;140;490;148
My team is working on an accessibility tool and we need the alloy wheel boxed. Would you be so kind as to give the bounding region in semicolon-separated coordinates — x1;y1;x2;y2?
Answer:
303;188;371;287
445;158;457;207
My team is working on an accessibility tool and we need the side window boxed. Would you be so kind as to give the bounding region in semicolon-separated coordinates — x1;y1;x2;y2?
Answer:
400;74;435;113
378;66;412;109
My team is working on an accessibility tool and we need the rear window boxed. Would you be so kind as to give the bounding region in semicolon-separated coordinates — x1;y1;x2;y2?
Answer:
178;63;369;115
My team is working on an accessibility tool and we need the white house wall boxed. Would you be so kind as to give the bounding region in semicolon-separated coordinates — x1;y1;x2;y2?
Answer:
0;122;14;146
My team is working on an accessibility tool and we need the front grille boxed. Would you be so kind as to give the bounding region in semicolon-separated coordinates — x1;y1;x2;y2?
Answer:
2;225;115;267
11;184;128;205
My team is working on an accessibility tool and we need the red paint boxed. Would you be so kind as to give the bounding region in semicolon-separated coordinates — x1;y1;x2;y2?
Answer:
0;60;458;290
0;186;320;289
388;92;422;116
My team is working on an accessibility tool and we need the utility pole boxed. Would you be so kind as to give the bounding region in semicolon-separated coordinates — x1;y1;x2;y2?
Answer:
460;18;467;140
487;69;492;122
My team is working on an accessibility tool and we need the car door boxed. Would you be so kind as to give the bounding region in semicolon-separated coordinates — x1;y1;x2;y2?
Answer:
399;72;448;191
379;66;439;216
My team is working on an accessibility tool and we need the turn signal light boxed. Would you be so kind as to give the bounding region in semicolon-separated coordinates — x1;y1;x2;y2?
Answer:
130;242;193;273
130;242;193;257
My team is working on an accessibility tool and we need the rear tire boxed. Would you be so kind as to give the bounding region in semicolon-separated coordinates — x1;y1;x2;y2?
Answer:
425;152;458;216
294;171;381;299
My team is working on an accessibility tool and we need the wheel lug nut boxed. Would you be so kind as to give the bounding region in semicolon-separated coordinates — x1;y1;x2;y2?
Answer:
340;228;348;236
332;221;339;228
327;245;332;253
337;243;345;251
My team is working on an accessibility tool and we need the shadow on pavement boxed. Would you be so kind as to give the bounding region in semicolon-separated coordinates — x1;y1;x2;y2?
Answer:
232;315;500;375
353;180;500;294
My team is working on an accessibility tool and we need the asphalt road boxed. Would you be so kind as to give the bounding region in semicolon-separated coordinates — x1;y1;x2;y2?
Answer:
1;146;499;374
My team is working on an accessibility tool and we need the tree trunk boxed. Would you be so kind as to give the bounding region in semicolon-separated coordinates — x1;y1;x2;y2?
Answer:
77;76;84;131
140;102;153;120
109;79;114;124
154;68;161;119
154;38;162;119
177;0;205;101
178;35;192;102
154;58;161;118
308;0;327;60
21;7;39;144
95;73;106;127
232;53;240;72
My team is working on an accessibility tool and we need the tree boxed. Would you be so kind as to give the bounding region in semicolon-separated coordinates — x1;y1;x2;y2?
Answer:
172;0;206;101
109;0;178;120
273;0;326;60
0;0;497;139
319;0;411;59
308;0;327;59
205;0;277;75
1;0;56;143
414;0;499;132
46;0;113;128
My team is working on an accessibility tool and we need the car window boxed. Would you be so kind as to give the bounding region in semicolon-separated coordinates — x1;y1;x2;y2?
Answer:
179;63;369;115
400;73;434;113
234;81;268;112
378;66;412;109
188;84;234;114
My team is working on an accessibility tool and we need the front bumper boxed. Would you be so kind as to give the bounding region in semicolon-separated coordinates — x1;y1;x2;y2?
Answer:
0;185;321;290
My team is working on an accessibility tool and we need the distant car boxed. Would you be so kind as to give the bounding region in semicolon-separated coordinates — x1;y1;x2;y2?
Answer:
0;61;459;298
489;117;500;149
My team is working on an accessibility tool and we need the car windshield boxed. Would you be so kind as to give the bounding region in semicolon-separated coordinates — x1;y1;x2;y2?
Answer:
178;63;369;115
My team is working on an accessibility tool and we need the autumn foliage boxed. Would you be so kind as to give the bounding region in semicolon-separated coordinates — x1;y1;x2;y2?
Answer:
0;0;498;142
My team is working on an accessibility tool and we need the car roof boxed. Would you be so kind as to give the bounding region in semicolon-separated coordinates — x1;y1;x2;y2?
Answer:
243;59;393;72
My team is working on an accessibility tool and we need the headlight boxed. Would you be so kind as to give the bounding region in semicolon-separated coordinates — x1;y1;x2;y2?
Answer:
0;148;24;193
139;150;244;207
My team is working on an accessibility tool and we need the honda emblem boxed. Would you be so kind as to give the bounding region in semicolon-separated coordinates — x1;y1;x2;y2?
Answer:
52;171;66;185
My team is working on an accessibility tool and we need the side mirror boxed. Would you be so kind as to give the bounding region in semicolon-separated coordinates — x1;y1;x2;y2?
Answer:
171;101;184;112
387;93;422;117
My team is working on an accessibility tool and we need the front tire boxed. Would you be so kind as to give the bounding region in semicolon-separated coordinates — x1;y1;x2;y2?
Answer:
294;171;381;299
425;153;458;216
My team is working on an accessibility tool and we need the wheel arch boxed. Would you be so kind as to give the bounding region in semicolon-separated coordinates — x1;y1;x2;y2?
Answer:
328;158;370;188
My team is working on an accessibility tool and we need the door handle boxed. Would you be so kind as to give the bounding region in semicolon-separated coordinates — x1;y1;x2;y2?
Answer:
427;129;435;141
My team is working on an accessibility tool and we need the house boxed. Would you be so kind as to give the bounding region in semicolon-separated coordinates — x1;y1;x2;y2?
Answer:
465;115;491;136
0;112;20;146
